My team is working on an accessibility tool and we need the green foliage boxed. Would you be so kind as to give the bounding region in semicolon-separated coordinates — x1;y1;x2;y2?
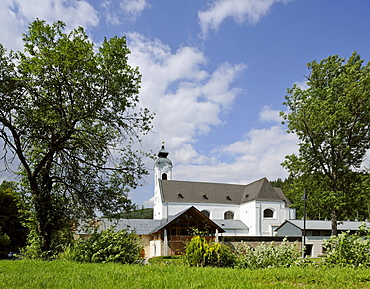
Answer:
0;181;28;257
62;227;143;264
119;207;153;219
22;224;73;260
185;236;235;267
323;223;370;268
281;52;370;234
234;239;301;269
0;19;153;257
0;230;10;248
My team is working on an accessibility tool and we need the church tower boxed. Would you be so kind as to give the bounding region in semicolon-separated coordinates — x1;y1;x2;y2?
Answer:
153;142;172;220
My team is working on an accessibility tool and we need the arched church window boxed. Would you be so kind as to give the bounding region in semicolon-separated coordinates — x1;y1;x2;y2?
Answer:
263;209;274;218
224;211;234;220
201;210;210;218
162;173;167;180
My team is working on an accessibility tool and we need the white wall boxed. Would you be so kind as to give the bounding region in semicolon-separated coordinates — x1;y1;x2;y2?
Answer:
240;201;257;235
166;202;240;220
259;201;288;236
150;240;162;257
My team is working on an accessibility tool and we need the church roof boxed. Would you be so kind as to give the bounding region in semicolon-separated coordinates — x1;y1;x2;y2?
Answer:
159;177;291;205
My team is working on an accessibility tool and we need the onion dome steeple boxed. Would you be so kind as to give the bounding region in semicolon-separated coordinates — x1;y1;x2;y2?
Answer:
154;141;172;180
155;141;172;167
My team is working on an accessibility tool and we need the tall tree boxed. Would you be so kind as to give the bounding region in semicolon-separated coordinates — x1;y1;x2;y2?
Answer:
281;52;370;236
0;20;153;257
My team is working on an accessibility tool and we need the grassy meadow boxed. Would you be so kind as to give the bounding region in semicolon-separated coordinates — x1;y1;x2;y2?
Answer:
1;260;370;288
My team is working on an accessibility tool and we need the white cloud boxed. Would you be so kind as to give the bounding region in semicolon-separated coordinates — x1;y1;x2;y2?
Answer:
198;0;292;36
259;106;283;123
101;0;121;25
0;0;98;51
174;124;298;185
120;0;149;20
101;0;149;25
127;33;246;156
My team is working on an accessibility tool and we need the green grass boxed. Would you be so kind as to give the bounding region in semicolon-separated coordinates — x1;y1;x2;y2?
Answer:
1;260;370;288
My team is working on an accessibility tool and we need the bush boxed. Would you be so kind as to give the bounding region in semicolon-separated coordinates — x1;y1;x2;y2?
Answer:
322;223;370;268
234;238;300;269
63;226;143;264
185;236;235;267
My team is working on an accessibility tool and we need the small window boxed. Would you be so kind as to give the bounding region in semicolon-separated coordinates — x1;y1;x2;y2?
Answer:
203;194;208;200
178;193;184;199
162;173;167;180
226;196;232;201
263;209;274;218
201;210;210;218
224;211;234;220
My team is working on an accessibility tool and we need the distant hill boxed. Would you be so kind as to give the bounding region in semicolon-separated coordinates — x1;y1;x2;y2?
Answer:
121;208;153;219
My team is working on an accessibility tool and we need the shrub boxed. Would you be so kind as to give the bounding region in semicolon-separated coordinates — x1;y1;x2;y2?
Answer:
234;238;300;269
63;226;143;264
322;223;370;268
185;236;235;267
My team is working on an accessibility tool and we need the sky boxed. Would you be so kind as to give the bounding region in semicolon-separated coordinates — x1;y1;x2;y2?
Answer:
0;0;370;207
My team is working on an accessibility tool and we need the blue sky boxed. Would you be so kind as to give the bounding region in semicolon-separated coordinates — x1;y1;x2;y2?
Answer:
1;0;370;207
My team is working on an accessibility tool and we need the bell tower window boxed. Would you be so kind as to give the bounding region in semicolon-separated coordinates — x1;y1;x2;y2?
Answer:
263;209;274;218
162;173;167;180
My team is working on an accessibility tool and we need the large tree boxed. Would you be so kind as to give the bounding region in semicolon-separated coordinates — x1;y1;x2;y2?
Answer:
281;52;370;236
0;20;153;256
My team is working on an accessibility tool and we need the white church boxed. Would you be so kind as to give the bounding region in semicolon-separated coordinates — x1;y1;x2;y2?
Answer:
153;142;296;236
90;143;297;257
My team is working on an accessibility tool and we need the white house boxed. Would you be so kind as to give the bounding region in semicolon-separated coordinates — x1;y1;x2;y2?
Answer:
275;220;370;257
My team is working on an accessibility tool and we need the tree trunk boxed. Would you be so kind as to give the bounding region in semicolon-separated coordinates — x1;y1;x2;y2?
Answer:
30;169;55;258
331;209;338;236
34;189;54;256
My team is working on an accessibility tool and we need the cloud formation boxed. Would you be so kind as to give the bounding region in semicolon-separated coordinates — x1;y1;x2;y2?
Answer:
0;0;98;51
126;33;246;161
175;108;298;183
198;0;291;36
120;0;150;20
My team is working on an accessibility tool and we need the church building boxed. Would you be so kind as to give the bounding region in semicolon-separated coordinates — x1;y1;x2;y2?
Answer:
153;142;296;237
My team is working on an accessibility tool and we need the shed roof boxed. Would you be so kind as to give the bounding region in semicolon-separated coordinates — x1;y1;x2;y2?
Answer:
213;219;249;230
275;220;370;232
100;219;163;235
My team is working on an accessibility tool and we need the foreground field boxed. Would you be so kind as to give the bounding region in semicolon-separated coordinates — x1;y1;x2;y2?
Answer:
1;260;370;288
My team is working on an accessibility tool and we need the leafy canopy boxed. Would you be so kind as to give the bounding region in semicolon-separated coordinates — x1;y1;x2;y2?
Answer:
281;52;370;234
